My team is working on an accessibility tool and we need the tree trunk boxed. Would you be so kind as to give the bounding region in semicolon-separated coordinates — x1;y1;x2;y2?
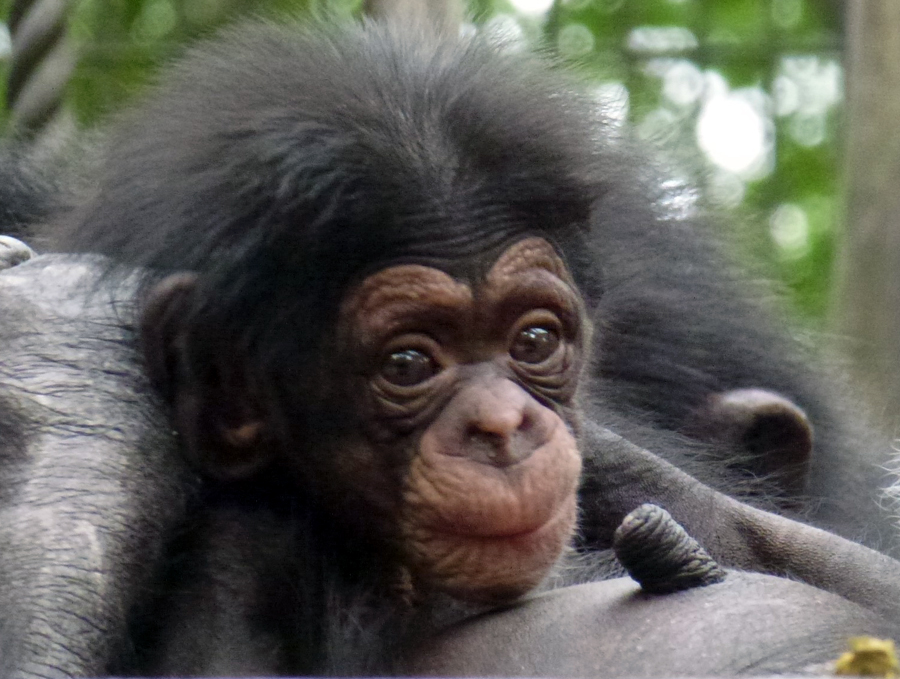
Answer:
835;0;900;428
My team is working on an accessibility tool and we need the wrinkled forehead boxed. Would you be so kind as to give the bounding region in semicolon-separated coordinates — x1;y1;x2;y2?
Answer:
357;235;572;289
339;237;576;324
480;237;572;286
366;234;569;289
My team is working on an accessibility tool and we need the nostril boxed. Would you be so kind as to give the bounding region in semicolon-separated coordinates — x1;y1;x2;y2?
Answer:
519;410;534;434
450;380;553;467
463;426;535;468
462;426;509;467
466;423;497;443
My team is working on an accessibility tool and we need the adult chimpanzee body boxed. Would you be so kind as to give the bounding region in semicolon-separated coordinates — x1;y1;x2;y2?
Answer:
0;256;192;677
0;17;898;678
406;573;899;678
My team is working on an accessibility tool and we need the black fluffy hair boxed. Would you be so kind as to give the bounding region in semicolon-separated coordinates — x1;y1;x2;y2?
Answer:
0;144;65;241
52;19;893;550
59;22;606;321
54;21;616;427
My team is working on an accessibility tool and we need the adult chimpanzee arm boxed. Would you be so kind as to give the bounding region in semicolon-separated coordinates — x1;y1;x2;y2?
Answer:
577;420;900;622
0;255;193;678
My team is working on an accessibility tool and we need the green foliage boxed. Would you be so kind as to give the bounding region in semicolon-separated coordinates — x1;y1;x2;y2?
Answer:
502;0;842;327
66;0;325;122
0;0;842;324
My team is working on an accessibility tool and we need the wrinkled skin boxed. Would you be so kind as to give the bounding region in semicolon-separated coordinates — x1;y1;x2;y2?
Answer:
0;256;192;677
403;573;899;678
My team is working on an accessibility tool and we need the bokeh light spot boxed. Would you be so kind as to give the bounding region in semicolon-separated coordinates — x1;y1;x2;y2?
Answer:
772;0;804;30
661;60;704;107
557;24;595;59
509;0;554;16
697;89;769;176
788;114;826;147
770;203;811;257
132;0;177;41
628;26;698;54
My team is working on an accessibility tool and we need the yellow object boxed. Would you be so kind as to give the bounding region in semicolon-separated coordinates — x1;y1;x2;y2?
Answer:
835;637;900;677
